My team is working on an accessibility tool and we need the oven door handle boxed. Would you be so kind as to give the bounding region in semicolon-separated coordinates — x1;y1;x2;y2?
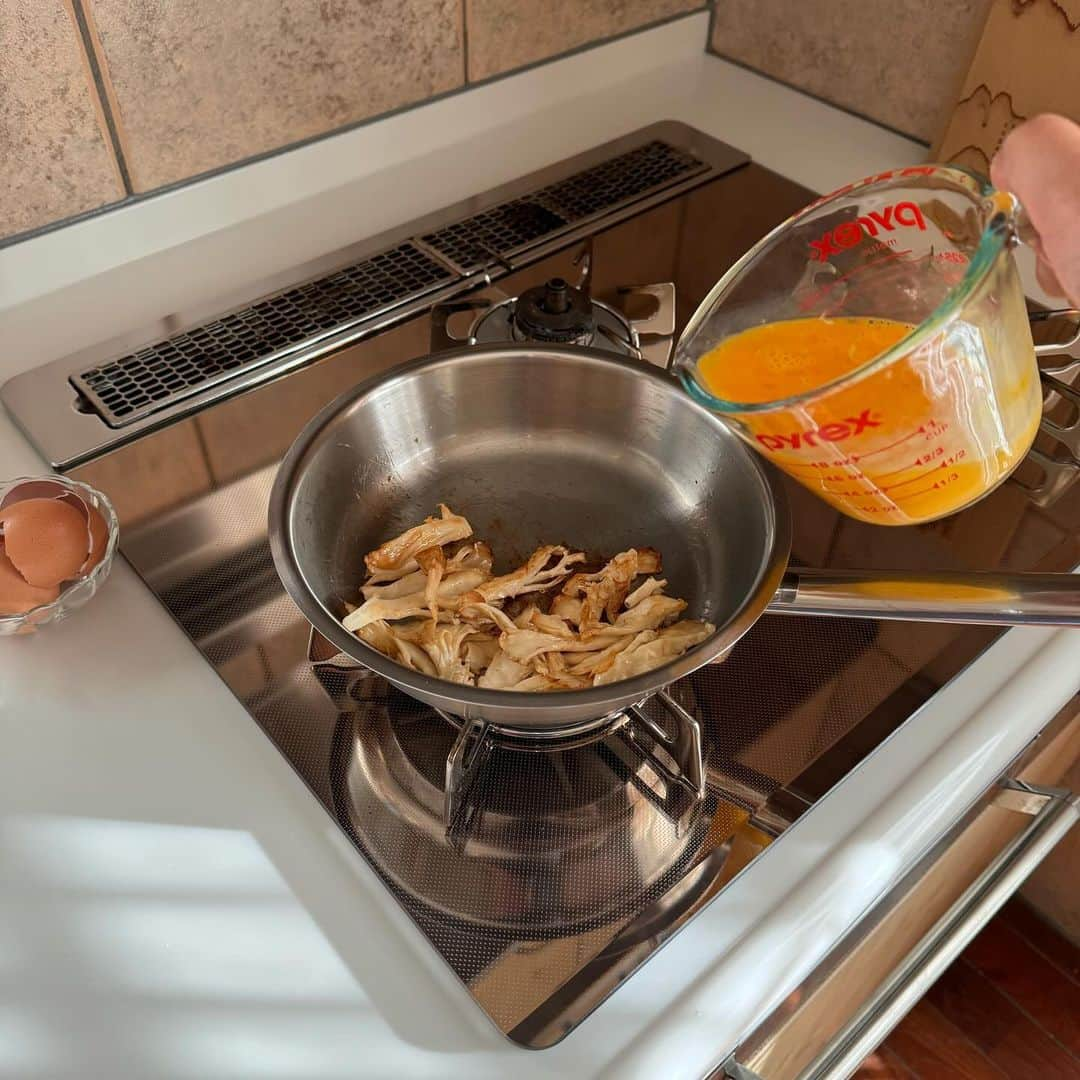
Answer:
723;780;1078;1080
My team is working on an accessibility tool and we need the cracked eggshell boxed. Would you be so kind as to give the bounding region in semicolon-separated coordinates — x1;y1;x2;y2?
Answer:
0;547;60;614
0;479;73;507
2;479;109;578
83;505;110;575
0;498;90;588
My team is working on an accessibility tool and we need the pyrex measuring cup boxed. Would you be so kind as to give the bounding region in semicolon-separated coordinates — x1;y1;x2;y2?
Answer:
675;165;1054;525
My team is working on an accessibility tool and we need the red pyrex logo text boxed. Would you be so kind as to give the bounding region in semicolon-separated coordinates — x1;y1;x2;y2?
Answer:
808;202;926;262
755;409;882;451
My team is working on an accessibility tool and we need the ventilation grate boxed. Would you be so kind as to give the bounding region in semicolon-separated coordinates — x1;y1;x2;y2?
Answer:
537;139;704;220
73;138;708;429
72;241;452;427
421;140;705;273
421;199;567;273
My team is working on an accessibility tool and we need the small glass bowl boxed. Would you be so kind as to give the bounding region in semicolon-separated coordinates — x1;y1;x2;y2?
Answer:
0;476;120;636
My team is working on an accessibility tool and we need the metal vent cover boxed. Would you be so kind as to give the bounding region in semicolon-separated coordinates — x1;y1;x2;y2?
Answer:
0;124;752;466
420;198;568;274
71;138;709;429
536;139;704;220
420;140;705;273
71;241;452;427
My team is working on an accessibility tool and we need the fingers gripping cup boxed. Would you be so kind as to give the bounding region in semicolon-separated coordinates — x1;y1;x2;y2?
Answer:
676;166;1044;525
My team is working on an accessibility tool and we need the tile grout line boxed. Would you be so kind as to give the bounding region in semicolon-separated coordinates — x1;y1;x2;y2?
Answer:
703;45;932;152
1;8;710;252
461;0;470;85
68;0;135;195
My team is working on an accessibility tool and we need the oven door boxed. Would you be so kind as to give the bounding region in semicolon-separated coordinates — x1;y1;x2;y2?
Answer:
718;697;1079;1080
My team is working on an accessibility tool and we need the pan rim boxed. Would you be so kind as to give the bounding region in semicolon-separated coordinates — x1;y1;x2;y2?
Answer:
268;343;792;720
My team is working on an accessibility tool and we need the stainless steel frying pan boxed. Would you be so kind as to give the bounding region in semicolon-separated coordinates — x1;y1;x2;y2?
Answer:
269;345;1079;731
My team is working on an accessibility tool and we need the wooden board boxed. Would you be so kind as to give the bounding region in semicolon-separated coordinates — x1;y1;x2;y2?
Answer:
934;0;1080;173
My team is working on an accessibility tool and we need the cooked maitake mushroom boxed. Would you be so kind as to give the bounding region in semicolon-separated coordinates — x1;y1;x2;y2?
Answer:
345;506;715;691
363;504;472;574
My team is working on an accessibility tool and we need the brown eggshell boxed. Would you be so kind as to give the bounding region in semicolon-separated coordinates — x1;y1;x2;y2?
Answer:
0;498;89;588
0;479;70;509
0;546;60;615
82;504;110;574
56;491;92;523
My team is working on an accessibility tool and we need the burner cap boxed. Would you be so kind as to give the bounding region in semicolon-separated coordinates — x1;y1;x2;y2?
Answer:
512;277;596;344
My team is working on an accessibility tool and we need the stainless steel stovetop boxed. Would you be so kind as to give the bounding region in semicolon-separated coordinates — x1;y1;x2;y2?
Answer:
5;123;1079;1048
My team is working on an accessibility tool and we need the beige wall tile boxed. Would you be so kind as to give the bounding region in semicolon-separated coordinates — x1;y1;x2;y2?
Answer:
0;0;124;240
85;0;465;192
710;0;993;143
466;0;702;82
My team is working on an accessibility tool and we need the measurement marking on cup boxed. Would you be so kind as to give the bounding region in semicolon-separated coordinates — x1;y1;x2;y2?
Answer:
882;463;944;493
785;461;836;472
797;250;913;310
874;461;921;480
850;426;925;462
784;456;862;472
902;472;961;501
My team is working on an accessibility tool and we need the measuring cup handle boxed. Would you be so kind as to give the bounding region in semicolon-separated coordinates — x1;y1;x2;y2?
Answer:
1013;202;1080;356
1008;199;1080;356
767;568;1080;626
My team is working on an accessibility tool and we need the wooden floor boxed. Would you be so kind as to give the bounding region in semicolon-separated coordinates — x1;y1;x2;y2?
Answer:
854;900;1080;1080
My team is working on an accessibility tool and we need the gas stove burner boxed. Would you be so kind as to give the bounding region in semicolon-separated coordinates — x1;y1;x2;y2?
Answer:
471;285;641;358
438;692;705;838
307;628;705;843
327;674;713;935
511;277;596;344
434;702;630;750
430;242;677;367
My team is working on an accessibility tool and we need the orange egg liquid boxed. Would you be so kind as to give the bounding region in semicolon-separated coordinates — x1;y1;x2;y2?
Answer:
696;316;1040;524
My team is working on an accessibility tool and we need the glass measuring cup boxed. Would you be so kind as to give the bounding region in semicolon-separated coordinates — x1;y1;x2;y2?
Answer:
675;166;1048;525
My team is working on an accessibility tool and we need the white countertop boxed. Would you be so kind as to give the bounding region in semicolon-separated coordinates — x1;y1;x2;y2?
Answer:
2;14;1078;1079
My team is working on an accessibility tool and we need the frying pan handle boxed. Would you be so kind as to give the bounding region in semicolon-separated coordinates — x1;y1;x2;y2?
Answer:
767;568;1080;626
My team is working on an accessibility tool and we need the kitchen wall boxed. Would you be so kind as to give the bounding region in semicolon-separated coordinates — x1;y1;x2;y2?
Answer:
708;0;994;144
4;0;1006;249
0;0;703;247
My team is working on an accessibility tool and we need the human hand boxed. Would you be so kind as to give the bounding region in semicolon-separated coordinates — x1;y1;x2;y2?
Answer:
990;114;1080;306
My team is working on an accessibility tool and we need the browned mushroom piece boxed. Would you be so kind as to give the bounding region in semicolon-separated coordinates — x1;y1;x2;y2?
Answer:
345;505;714;690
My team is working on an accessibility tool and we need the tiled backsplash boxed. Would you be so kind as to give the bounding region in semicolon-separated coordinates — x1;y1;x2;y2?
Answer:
2;0;125;239
466;0;700;80
1;0;702;246
709;0;994;143
89;0;466;192
5;1;1003;248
